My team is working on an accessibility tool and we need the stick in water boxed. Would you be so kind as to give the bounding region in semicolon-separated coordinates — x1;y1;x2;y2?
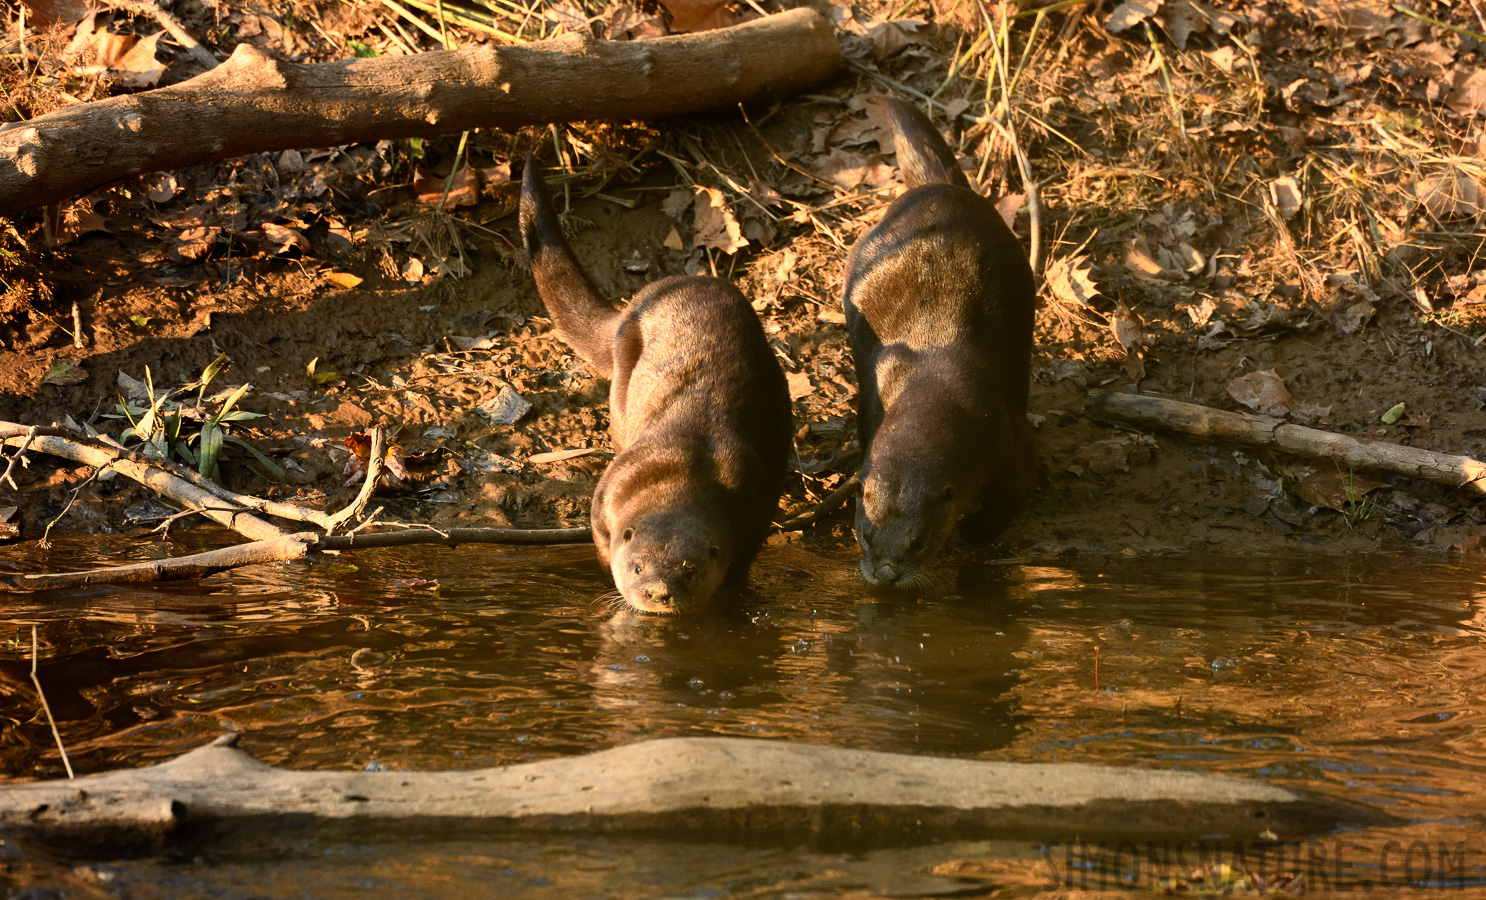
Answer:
30;626;74;780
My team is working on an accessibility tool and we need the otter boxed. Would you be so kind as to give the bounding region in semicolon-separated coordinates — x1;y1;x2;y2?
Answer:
842;96;1037;589
519;158;792;614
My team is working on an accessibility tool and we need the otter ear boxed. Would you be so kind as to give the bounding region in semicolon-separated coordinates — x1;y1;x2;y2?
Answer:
622;528;634;542
940;485;955;502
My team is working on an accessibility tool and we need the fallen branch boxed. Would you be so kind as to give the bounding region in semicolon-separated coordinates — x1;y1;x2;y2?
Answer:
777;473;860;531
0;525;593;591
0;424;286;541
0;422;337;530
1087;390;1486;494
0;8;841;210
0;734;1380;850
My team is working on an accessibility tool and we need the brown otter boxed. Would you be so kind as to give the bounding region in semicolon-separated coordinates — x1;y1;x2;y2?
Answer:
843;96;1037;589
519;158;792;614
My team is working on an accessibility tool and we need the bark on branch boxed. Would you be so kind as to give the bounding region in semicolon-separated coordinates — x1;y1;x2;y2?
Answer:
1087;390;1486;494
0;734;1380;851
0;8;842;211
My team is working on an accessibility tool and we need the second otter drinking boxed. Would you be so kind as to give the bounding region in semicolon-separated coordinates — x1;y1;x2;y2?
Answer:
842;96;1037;589
519;159;792;614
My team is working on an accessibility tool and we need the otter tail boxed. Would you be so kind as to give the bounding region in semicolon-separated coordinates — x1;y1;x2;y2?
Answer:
519;156;622;379
868;95;970;191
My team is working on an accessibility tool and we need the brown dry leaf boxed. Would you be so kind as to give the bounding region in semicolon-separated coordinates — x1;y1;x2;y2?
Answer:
658;0;733;32
662;227;684;251
41;359;89;386
146;173;179;204
20;0;94;27
478;161;512;196
342;433;412;488
1155;0;1208;49
1109;304;1145;352
1270;176;1303;219
114;30;167;88
600;4;666;38
1105;0;1161;33
1045;254;1099;307
1123;236;1168;282
786;371;814;401
1078;438;1134;475
1291;470;1387;511
544;3;590;33
171;225;220;261
994;192;1025;230
1446;69;1486;116
816;148;893;190
1416;171;1484;220
261;222;309;256
1226;369;1293;417
866;19;928;59
693;188;748;254
415;165;478;210
326;271;363;289
91;30;137;67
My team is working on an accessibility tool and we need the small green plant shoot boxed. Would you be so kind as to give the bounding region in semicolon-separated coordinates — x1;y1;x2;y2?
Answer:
109;354;285;483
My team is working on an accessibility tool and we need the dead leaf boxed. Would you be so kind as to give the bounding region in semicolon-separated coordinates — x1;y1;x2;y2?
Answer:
994;192;1026;230
1270;176;1303;219
1291;470;1387;511
1416;171;1484;220
658;0;733;32
816;147;894;190
693;188;748;255
20;0;94;27
544;3;590;33
1045;254;1099;307
146;173;179;204
415;164;478;210
41;359;89;386
326;271;364;289
1109;304;1145;352
786;372;814;401
171;225;220;261
600;4;666;39
866;19;928;59
1105;0;1161;33
261;222;309;256
1155;0;1208;49
479;385;532;425
1446;69;1486;116
662;227;684;251
113;30;167;89
401;257;425;282
1123;236;1168;282
1226;369;1292;417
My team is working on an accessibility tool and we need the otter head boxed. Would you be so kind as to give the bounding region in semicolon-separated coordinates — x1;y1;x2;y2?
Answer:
609;515;727;614
855;448;968;588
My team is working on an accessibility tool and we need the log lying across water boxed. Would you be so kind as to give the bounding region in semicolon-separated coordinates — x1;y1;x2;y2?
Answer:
1087;390;1486;495
0;735;1387;852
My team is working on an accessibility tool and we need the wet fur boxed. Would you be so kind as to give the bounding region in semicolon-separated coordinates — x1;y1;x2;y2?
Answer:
520;158;791;614
844;97;1036;588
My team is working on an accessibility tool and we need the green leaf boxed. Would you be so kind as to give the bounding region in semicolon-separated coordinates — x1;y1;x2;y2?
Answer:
212;383;252;423
199;353;230;390
129;314;151;327
218;410;264;422
313;371;342;385
225;435;286;483
1381;402;1406;425
198;421;224;479
348;39;381;58
406;137;425;159
42;361;74;382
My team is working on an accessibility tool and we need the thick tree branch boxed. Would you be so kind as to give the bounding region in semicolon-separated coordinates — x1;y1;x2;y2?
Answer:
0;9;842;211
1087;390;1486;494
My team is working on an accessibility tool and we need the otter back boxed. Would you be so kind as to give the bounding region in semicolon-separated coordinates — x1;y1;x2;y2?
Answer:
842;97;1036;589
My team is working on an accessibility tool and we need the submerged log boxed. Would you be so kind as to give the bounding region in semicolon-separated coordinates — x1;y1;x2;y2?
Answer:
0;735;1386;851
0;9;842;211
1087;390;1486;495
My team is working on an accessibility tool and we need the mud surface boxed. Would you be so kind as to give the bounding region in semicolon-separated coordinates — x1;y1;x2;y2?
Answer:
2;0;1485;563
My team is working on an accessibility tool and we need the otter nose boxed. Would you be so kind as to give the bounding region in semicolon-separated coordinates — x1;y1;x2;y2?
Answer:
645;586;674;607
874;564;899;584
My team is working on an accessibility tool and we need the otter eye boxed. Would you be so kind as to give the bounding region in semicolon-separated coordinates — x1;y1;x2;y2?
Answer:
622;528;633;542
940;485;954;502
633;563;642;574
908;535;924;552
709;546;719;560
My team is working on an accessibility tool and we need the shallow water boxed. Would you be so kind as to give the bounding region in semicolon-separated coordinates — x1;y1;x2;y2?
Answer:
3;533;1486;896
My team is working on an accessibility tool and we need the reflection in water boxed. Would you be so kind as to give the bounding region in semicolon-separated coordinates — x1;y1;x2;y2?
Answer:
4;534;1486;894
